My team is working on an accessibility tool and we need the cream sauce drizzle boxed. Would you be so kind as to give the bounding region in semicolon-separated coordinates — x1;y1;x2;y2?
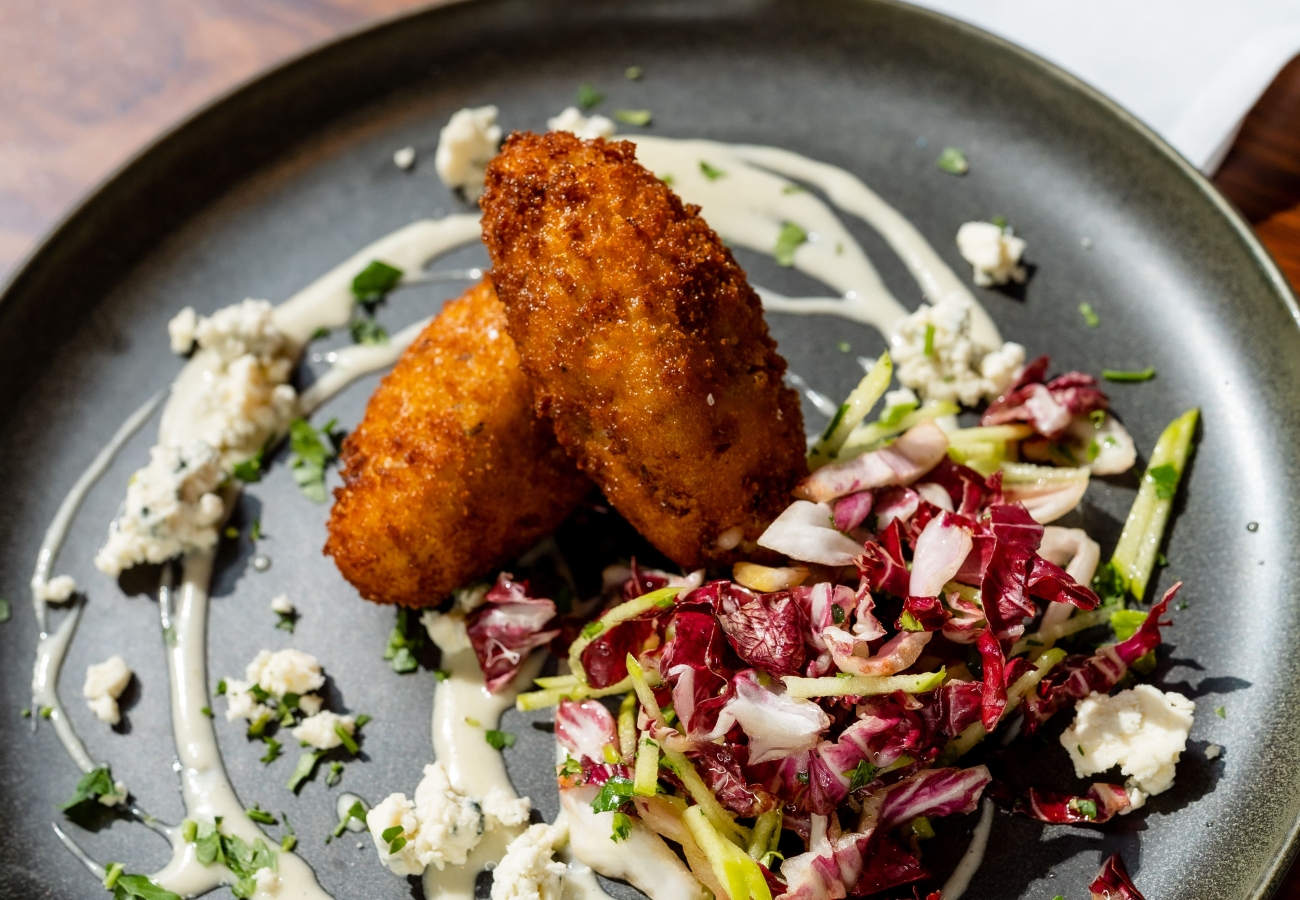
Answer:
33;136;1004;900
940;797;995;900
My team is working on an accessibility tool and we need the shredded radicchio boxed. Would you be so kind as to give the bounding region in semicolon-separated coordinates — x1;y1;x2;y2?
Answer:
465;574;560;692
1089;853;1147;900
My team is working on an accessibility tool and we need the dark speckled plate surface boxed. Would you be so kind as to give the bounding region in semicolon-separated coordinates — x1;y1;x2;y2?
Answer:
2;1;1298;898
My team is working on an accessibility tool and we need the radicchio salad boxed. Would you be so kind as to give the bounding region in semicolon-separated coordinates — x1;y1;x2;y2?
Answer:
440;351;1198;900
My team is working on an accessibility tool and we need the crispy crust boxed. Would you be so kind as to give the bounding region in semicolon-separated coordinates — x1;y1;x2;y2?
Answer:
480;131;807;569
324;279;590;606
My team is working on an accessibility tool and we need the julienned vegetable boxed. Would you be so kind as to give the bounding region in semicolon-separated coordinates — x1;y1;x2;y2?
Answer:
836;398;960;461
1110;408;1199;600
782;669;946;699
566;587;681;684
807;351;892;468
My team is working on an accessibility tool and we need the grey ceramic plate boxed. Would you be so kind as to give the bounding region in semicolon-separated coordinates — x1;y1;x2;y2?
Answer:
2;1;1299;898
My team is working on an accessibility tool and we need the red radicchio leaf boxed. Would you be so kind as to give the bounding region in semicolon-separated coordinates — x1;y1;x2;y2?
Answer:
874;486;920;532
661;608;736;735
977;629;1008;731
909;512;974;598
466;574;561;693
701;582;808;677
1090;853;1147;900
581;618;655;688
878;765;992;831
919;458;995;517
848;834;930;897
706;670;829;764
1014;782;1132;824
1028;555;1102;610
1022;582;1180;735
981;356;1109;440
917;681;985;740
980;541;1036;642
622;558;671;599
857;531;911;599
899;595;947;632
556;699;619;764
776;814;873;900
687;740;779;817
834;490;875;533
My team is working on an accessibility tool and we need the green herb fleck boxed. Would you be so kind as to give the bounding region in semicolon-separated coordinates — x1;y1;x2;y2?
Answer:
590;776;636;813
1147;463;1179;500
796;771;810;785
485;729;516;750
231;448;264;483
287;751;323;792
60;765;119;811
845;760;880;792
773;222;807;267
660;174;674;186
40;705;53;719
334;800;367;838
310;326;331;341
288;417;342;504
991;215;1008;229
281;834;297;852
326;762;344;787
350;317;389;346
831;604;845;625
103;862;125;890
106;872;182;900
1069;798;1098;820
614;109;652;126
384;606;425;673
0;598;9;624
351;260;403;303
577;83;604;109
1092;561;1126;606
245;805;277;825
625;66;643;80
433;669;450;682
216;679;227;696
698;160;726;181
465;717;481;727
275;612;296;633
1102;367;1156;383
936;147;969;175
355;714;372;729
611;811;633;842
836;342;851;353
200;706;213;718
20;707;30;718
1215;705;1226;719
260;737;283;764
782;183;807;194
335;724;360;755
249;518;263;541
1079;302;1100;327
381;823;407;854
1090;409;1107;428
923;322;937;357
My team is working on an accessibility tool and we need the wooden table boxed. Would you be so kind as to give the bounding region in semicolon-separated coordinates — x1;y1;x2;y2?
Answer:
1;1;1297;896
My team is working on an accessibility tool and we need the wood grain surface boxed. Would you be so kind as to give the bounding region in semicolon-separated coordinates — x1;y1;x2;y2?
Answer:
0;1;1297;896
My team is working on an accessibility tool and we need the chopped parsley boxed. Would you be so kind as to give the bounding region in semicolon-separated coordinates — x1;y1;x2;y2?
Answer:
837;341;851;353
356;714;372;729
336;724;360;755
577;83;604;109
60;766;121;811
773;222;808;267
275;610;296;633
923;322;937;357
200;706;213;718
1092;561;1126;606
349;317;389;346
1102;367;1156;382
611;811;633;842
287;751;323;792
845;760;880;792
186;818;278;899
782;183;807;194
1079;302;1100;327
590;776;636;813
310;326;331;341
625;66;643;80
104;871;181;900
614;109;652;126
0;597;9;624
936;147;969;175
381;824;408;854
1069;798;1098;820
249;518;263;541
326;762;344;787
231;448;264;483
334;800;367;838
288;417;343;504
1215;705;1226;719
39;705;53;719
216;679;227;695
1147;463;1179;500
485;729;516;750
260;736;283;764
698;160;726;181
796;771;810;785
384;606;425;673
433;669;450;682
245;805;277;825
351;260;404;304
831;604;846;625
991;215;1008;230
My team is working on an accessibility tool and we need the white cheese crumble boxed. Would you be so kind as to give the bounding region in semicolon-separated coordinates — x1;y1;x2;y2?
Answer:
491;823;568;900
393;146;417;170
222;679;272;724
366;762;488;876
253;866;281;895
890;297;1025;406
435;106;502;198
83;655;133;725
547;107;616;140
33;574;77;603
956;221;1027;287
270;593;295;615
246;648;325;697
1060;684;1195;809
292;711;356;750
1205;743;1222;760
98;298;298;577
168;306;198;355
298;693;324;716
481;787;531;827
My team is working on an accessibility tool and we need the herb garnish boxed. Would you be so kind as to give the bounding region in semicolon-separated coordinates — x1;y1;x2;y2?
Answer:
845;760;880;792
246;805;277;825
103;869;181;900
60;765;122;812
1079;303;1100;327
1102;367;1156;382
260;736;283;764
485;729;516;750
590;776;636;812
333;800;367;838
923;323;937;357
326;762;344;787
381;824;408;854
611;811;633;842
936;147;969;175
287;417;343;504
698;160;726;181
349;317;389;346
384;606;425;673
1215;705;1226;719
625;66;643;80
185;818;278;899
577;83;604;109
614;109;652;126
0;598;9;624
231;448;264;483
351;260;404;305
287;751;323;792
1147;463;1178;500
773;222;808;267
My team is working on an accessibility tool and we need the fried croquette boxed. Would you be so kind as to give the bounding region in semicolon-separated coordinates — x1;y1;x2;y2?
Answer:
480;131;807;569
324;279;591;606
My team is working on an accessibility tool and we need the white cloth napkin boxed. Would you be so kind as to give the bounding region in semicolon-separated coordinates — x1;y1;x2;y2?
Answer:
903;0;1300;173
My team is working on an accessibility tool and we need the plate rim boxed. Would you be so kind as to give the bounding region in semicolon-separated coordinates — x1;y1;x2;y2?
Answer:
3;0;1296;896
